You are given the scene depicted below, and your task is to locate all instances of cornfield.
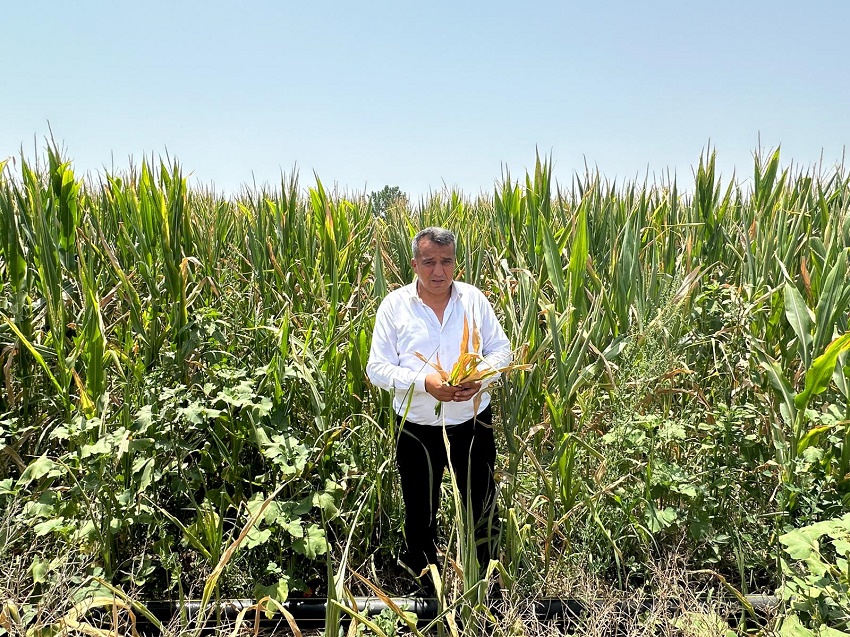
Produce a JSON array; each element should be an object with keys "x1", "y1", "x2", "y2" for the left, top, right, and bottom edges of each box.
[{"x1": 1, "y1": 145, "x2": 849, "y2": 636}]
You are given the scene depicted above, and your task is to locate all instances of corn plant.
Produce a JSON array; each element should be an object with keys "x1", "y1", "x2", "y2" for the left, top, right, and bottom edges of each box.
[{"x1": 3, "y1": 142, "x2": 850, "y2": 637}]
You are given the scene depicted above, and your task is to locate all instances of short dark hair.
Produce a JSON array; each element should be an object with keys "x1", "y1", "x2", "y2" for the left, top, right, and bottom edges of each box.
[{"x1": 412, "y1": 227, "x2": 456, "y2": 259}]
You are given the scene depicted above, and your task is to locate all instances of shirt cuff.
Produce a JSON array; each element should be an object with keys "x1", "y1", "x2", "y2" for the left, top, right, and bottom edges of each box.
[{"x1": 414, "y1": 372, "x2": 428, "y2": 394}]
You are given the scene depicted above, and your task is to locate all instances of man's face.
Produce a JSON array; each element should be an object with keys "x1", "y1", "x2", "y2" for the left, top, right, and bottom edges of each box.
[{"x1": 412, "y1": 238, "x2": 456, "y2": 299}]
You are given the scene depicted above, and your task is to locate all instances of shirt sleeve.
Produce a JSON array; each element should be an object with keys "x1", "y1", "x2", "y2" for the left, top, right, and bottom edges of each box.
[
  {"x1": 366, "y1": 297, "x2": 428, "y2": 395},
  {"x1": 476, "y1": 290, "x2": 512, "y2": 388}
]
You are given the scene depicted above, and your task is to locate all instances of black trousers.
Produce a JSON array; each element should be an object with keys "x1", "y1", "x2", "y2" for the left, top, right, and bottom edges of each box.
[{"x1": 395, "y1": 406, "x2": 499, "y2": 575}]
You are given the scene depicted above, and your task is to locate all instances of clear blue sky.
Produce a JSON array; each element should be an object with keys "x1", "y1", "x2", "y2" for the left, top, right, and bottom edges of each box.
[{"x1": 2, "y1": 1, "x2": 848, "y2": 198}]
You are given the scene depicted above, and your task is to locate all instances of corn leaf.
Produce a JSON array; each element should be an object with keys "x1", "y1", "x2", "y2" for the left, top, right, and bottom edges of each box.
[{"x1": 795, "y1": 333, "x2": 850, "y2": 410}]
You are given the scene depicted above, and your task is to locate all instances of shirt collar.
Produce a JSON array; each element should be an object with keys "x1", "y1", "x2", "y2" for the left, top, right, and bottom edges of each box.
[{"x1": 407, "y1": 278, "x2": 463, "y2": 304}]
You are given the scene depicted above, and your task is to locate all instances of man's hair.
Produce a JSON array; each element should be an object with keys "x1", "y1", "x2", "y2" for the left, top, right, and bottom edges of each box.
[{"x1": 412, "y1": 227, "x2": 456, "y2": 259}]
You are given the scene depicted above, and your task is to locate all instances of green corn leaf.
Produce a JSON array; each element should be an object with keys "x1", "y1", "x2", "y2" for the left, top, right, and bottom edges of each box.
[
  {"x1": 373, "y1": 229, "x2": 387, "y2": 299},
  {"x1": 152, "y1": 503, "x2": 213, "y2": 563},
  {"x1": 567, "y1": 200, "x2": 589, "y2": 331},
  {"x1": 797, "y1": 424, "x2": 835, "y2": 455},
  {"x1": 541, "y1": 220, "x2": 566, "y2": 306},
  {"x1": 0, "y1": 168, "x2": 29, "y2": 294},
  {"x1": 795, "y1": 333, "x2": 850, "y2": 410},
  {"x1": 615, "y1": 214, "x2": 640, "y2": 333},
  {"x1": 757, "y1": 350, "x2": 797, "y2": 425},
  {"x1": 813, "y1": 252, "x2": 850, "y2": 357},
  {"x1": 833, "y1": 351, "x2": 849, "y2": 400},
  {"x1": 52, "y1": 154, "x2": 80, "y2": 252},
  {"x1": 4, "y1": 318, "x2": 64, "y2": 397},
  {"x1": 784, "y1": 283, "x2": 813, "y2": 370}
]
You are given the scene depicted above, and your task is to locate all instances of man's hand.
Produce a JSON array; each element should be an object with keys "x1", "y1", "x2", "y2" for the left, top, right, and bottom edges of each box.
[
  {"x1": 425, "y1": 372, "x2": 459, "y2": 402},
  {"x1": 452, "y1": 380, "x2": 481, "y2": 402}
]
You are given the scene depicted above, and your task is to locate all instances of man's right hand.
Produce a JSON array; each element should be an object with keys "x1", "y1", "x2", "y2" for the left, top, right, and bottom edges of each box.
[{"x1": 425, "y1": 372, "x2": 458, "y2": 402}]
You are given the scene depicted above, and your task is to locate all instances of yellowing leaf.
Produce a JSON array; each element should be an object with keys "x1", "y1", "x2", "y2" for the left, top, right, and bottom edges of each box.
[
  {"x1": 460, "y1": 315, "x2": 470, "y2": 353},
  {"x1": 416, "y1": 316, "x2": 532, "y2": 415},
  {"x1": 414, "y1": 351, "x2": 449, "y2": 381}
]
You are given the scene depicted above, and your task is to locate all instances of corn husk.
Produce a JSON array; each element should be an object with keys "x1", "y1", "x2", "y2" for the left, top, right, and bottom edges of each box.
[{"x1": 414, "y1": 316, "x2": 531, "y2": 414}]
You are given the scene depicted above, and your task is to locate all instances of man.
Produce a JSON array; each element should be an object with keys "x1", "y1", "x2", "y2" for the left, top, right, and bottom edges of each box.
[{"x1": 366, "y1": 227, "x2": 512, "y2": 589}]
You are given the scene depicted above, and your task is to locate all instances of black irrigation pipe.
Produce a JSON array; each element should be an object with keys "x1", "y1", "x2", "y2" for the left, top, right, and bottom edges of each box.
[{"x1": 131, "y1": 594, "x2": 779, "y2": 630}]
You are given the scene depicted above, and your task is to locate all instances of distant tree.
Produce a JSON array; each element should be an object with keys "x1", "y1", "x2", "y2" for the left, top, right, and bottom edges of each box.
[{"x1": 369, "y1": 185, "x2": 408, "y2": 216}]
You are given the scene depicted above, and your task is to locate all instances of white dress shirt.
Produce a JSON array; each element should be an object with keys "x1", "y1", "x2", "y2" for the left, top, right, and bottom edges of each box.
[{"x1": 367, "y1": 279, "x2": 512, "y2": 426}]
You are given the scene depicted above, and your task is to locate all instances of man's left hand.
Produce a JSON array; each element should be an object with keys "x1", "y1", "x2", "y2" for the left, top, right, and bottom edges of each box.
[{"x1": 452, "y1": 380, "x2": 481, "y2": 402}]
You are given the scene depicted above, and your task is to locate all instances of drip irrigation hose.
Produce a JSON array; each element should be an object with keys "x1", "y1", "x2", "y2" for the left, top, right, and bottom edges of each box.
[{"x1": 129, "y1": 594, "x2": 778, "y2": 629}]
